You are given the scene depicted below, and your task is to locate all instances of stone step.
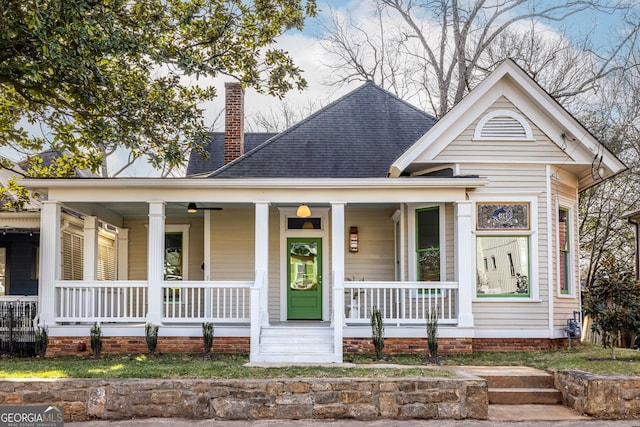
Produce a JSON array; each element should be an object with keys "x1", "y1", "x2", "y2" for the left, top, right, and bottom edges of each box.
[
  {"x1": 260, "y1": 326, "x2": 334, "y2": 337},
  {"x1": 250, "y1": 352, "x2": 339, "y2": 364},
  {"x1": 482, "y1": 373, "x2": 556, "y2": 389},
  {"x1": 259, "y1": 342, "x2": 334, "y2": 354},
  {"x1": 489, "y1": 387, "x2": 562, "y2": 405}
]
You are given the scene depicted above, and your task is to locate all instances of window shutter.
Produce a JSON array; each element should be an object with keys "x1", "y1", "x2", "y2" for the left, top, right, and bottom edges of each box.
[
  {"x1": 62, "y1": 231, "x2": 83, "y2": 280},
  {"x1": 98, "y1": 237, "x2": 116, "y2": 281}
]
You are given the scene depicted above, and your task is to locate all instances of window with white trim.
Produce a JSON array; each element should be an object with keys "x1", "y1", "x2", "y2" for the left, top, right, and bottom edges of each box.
[
  {"x1": 475, "y1": 202, "x2": 532, "y2": 297},
  {"x1": 416, "y1": 206, "x2": 440, "y2": 281},
  {"x1": 558, "y1": 207, "x2": 571, "y2": 294},
  {"x1": 164, "y1": 225, "x2": 190, "y2": 281}
]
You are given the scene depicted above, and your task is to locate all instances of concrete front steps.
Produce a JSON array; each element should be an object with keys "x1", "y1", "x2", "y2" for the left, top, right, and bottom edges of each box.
[
  {"x1": 456, "y1": 366, "x2": 562, "y2": 404},
  {"x1": 253, "y1": 323, "x2": 339, "y2": 363}
]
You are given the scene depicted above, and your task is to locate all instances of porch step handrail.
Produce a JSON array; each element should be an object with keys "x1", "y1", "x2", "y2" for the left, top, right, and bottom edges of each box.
[{"x1": 343, "y1": 280, "x2": 459, "y2": 326}]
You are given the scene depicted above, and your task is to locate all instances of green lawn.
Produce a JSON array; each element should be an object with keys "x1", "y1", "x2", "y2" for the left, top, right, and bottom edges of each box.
[{"x1": 0, "y1": 343, "x2": 638, "y2": 379}]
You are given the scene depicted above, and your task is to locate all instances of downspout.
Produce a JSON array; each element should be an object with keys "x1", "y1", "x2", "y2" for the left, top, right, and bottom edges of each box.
[{"x1": 546, "y1": 166, "x2": 555, "y2": 339}]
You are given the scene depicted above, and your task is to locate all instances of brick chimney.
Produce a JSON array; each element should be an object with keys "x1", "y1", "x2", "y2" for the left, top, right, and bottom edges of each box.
[{"x1": 224, "y1": 82, "x2": 245, "y2": 164}]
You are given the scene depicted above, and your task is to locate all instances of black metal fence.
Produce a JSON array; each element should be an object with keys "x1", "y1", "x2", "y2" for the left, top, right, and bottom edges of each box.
[{"x1": 0, "y1": 300, "x2": 38, "y2": 356}]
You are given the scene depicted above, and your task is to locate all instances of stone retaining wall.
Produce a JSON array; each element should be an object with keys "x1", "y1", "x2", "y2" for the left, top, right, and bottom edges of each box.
[
  {"x1": 555, "y1": 370, "x2": 640, "y2": 418},
  {"x1": 0, "y1": 377, "x2": 488, "y2": 422}
]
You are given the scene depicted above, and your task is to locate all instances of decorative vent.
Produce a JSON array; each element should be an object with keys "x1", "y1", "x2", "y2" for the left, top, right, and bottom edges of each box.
[{"x1": 474, "y1": 110, "x2": 533, "y2": 140}]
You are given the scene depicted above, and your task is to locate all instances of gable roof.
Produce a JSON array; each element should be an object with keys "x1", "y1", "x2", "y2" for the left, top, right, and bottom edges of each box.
[
  {"x1": 208, "y1": 82, "x2": 437, "y2": 178},
  {"x1": 186, "y1": 132, "x2": 277, "y2": 176},
  {"x1": 389, "y1": 59, "x2": 627, "y2": 190}
]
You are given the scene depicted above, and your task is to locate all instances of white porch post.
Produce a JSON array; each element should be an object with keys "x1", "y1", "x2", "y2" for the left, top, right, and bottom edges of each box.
[
  {"x1": 455, "y1": 201, "x2": 475, "y2": 328},
  {"x1": 83, "y1": 216, "x2": 98, "y2": 281},
  {"x1": 254, "y1": 202, "x2": 270, "y2": 326},
  {"x1": 39, "y1": 201, "x2": 60, "y2": 326},
  {"x1": 331, "y1": 202, "x2": 345, "y2": 363},
  {"x1": 117, "y1": 228, "x2": 129, "y2": 280},
  {"x1": 147, "y1": 202, "x2": 165, "y2": 325},
  {"x1": 250, "y1": 202, "x2": 269, "y2": 362},
  {"x1": 203, "y1": 210, "x2": 212, "y2": 318}
]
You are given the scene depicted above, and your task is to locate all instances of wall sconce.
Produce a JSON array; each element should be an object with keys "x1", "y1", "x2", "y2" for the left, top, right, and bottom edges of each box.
[
  {"x1": 186, "y1": 203, "x2": 222, "y2": 213},
  {"x1": 349, "y1": 226, "x2": 359, "y2": 252},
  {"x1": 296, "y1": 204, "x2": 311, "y2": 218}
]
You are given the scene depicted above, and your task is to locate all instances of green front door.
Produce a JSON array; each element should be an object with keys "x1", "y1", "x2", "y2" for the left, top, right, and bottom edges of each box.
[{"x1": 287, "y1": 238, "x2": 322, "y2": 319}]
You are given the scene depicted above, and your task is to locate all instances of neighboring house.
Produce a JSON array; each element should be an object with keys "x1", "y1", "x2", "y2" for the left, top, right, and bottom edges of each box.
[
  {"x1": 0, "y1": 153, "x2": 117, "y2": 353},
  {"x1": 24, "y1": 60, "x2": 626, "y2": 362}
]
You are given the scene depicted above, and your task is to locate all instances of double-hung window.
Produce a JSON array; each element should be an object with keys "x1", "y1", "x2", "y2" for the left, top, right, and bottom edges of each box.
[
  {"x1": 415, "y1": 206, "x2": 441, "y2": 281},
  {"x1": 558, "y1": 207, "x2": 571, "y2": 294}
]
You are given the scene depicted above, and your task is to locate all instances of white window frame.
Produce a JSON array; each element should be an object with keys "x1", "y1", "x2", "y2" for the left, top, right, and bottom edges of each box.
[
  {"x1": 470, "y1": 195, "x2": 539, "y2": 302},
  {"x1": 165, "y1": 224, "x2": 191, "y2": 281},
  {"x1": 407, "y1": 203, "x2": 446, "y2": 282},
  {"x1": 557, "y1": 197, "x2": 576, "y2": 298}
]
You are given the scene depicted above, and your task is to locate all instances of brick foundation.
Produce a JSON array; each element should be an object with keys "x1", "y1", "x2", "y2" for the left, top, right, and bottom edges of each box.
[
  {"x1": 343, "y1": 338, "x2": 474, "y2": 355},
  {"x1": 472, "y1": 338, "x2": 572, "y2": 352},
  {"x1": 46, "y1": 336, "x2": 570, "y2": 357},
  {"x1": 46, "y1": 337, "x2": 250, "y2": 357}
]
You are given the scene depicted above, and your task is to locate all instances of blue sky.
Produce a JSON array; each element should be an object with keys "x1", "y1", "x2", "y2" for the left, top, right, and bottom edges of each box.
[{"x1": 7, "y1": 0, "x2": 636, "y2": 177}]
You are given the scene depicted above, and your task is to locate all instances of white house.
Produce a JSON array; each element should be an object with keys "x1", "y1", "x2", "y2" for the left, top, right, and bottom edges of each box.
[{"x1": 23, "y1": 60, "x2": 626, "y2": 362}]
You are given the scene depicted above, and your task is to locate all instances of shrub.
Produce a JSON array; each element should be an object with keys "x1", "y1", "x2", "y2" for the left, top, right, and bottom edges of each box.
[
  {"x1": 583, "y1": 255, "x2": 640, "y2": 359},
  {"x1": 35, "y1": 326, "x2": 48, "y2": 358},
  {"x1": 202, "y1": 322, "x2": 214, "y2": 354},
  {"x1": 427, "y1": 308, "x2": 438, "y2": 360},
  {"x1": 90, "y1": 323, "x2": 103, "y2": 357},
  {"x1": 370, "y1": 307, "x2": 385, "y2": 360},
  {"x1": 145, "y1": 324, "x2": 159, "y2": 354}
]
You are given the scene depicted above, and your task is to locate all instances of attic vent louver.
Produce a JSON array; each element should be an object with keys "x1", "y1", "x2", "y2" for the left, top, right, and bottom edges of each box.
[{"x1": 474, "y1": 109, "x2": 533, "y2": 141}]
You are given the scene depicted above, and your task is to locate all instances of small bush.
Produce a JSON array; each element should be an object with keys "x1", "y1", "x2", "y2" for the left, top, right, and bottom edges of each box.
[
  {"x1": 427, "y1": 308, "x2": 438, "y2": 361},
  {"x1": 145, "y1": 324, "x2": 159, "y2": 354},
  {"x1": 35, "y1": 326, "x2": 48, "y2": 358},
  {"x1": 202, "y1": 322, "x2": 214, "y2": 354},
  {"x1": 90, "y1": 323, "x2": 103, "y2": 357},
  {"x1": 370, "y1": 307, "x2": 385, "y2": 360}
]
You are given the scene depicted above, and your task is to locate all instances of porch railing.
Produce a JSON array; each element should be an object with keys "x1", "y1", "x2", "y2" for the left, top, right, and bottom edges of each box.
[
  {"x1": 55, "y1": 281, "x2": 148, "y2": 323},
  {"x1": 55, "y1": 280, "x2": 253, "y2": 324},
  {"x1": 343, "y1": 281, "x2": 459, "y2": 326},
  {"x1": 162, "y1": 281, "x2": 252, "y2": 323}
]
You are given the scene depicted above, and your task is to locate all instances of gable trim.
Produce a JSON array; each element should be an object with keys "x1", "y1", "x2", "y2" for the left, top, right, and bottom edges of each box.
[{"x1": 389, "y1": 59, "x2": 627, "y2": 190}]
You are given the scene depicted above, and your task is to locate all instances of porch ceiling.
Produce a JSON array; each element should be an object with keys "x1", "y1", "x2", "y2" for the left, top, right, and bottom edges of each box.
[{"x1": 64, "y1": 201, "x2": 401, "y2": 220}]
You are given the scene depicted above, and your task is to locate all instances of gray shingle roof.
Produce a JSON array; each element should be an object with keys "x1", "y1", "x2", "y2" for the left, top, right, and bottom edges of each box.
[
  {"x1": 186, "y1": 132, "x2": 277, "y2": 176},
  {"x1": 208, "y1": 82, "x2": 437, "y2": 178}
]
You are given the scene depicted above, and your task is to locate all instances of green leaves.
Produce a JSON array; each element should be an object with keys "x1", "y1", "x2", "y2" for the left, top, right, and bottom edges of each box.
[
  {"x1": 0, "y1": 0, "x2": 317, "y2": 186},
  {"x1": 582, "y1": 255, "x2": 640, "y2": 359}
]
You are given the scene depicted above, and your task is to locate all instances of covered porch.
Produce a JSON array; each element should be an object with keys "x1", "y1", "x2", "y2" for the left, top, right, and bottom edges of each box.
[{"x1": 26, "y1": 177, "x2": 486, "y2": 362}]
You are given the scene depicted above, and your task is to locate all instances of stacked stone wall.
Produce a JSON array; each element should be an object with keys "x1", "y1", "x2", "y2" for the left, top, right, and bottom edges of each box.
[
  {"x1": 555, "y1": 370, "x2": 640, "y2": 418},
  {"x1": 0, "y1": 378, "x2": 488, "y2": 422}
]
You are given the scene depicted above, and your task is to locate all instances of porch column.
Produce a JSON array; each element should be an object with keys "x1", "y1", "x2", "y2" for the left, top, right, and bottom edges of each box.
[
  {"x1": 117, "y1": 229, "x2": 129, "y2": 280},
  {"x1": 39, "y1": 201, "x2": 61, "y2": 326},
  {"x1": 203, "y1": 210, "x2": 212, "y2": 318},
  {"x1": 254, "y1": 202, "x2": 270, "y2": 326},
  {"x1": 147, "y1": 202, "x2": 165, "y2": 325},
  {"x1": 455, "y1": 201, "x2": 475, "y2": 328},
  {"x1": 331, "y1": 202, "x2": 345, "y2": 363},
  {"x1": 83, "y1": 216, "x2": 98, "y2": 281}
]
